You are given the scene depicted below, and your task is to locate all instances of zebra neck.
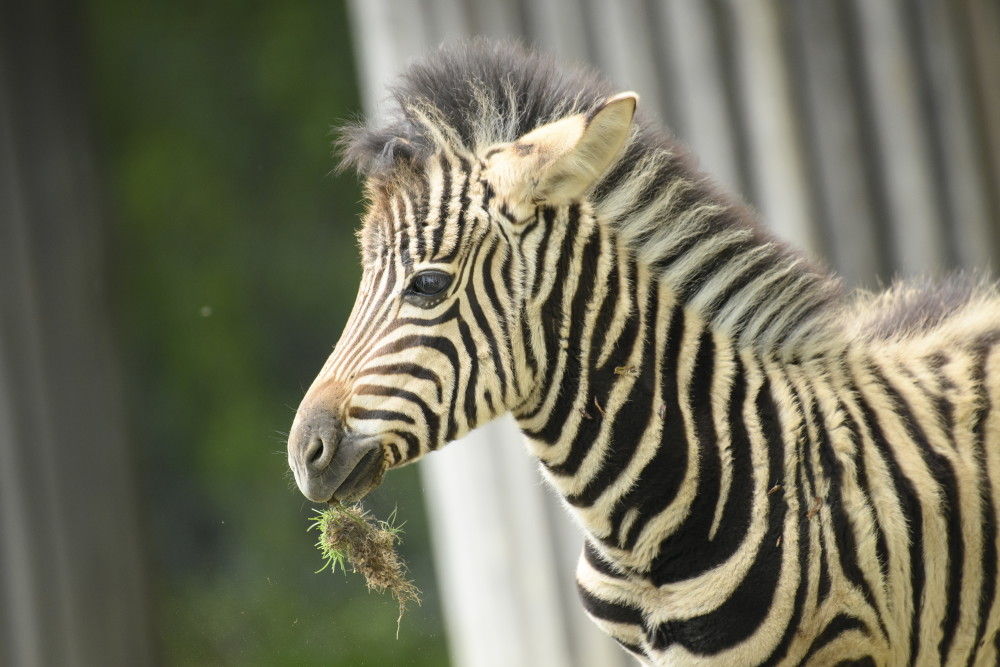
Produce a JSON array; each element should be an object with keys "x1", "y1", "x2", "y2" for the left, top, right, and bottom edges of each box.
[
  {"x1": 512, "y1": 195, "x2": 840, "y2": 573},
  {"x1": 593, "y1": 148, "x2": 842, "y2": 357},
  {"x1": 512, "y1": 189, "x2": 841, "y2": 423}
]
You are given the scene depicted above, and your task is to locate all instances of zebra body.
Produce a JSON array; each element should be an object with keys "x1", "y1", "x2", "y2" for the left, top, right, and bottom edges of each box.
[{"x1": 287, "y1": 41, "x2": 1000, "y2": 665}]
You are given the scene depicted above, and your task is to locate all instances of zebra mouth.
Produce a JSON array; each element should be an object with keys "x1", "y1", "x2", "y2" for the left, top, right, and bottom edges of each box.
[
  {"x1": 329, "y1": 439, "x2": 386, "y2": 502},
  {"x1": 289, "y1": 425, "x2": 386, "y2": 503}
]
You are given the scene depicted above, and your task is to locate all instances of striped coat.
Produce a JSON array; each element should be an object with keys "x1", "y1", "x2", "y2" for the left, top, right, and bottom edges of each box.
[{"x1": 287, "y1": 40, "x2": 1000, "y2": 665}]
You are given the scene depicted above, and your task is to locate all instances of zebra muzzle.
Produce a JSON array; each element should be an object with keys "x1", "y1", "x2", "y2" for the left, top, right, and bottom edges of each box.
[{"x1": 287, "y1": 409, "x2": 385, "y2": 503}]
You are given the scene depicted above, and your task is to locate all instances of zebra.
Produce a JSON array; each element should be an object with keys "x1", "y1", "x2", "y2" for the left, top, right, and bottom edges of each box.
[{"x1": 286, "y1": 39, "x2": 1000, "y2": 666}]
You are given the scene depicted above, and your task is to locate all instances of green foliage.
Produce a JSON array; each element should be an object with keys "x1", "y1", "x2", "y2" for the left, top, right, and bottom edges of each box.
[{"x1": 83, "y1": 1, "x2": 449, "y2": 664}]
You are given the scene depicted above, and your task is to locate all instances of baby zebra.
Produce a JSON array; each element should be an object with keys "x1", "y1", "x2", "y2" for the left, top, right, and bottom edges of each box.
[{"x1": 287, "y1": 40, "x2": 1000, "y2": 666}]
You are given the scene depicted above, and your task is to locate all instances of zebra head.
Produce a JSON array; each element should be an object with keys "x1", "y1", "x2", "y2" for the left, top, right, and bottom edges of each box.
[{"x1": 287, "y1": 80, "x2": 637, "y2": 504}]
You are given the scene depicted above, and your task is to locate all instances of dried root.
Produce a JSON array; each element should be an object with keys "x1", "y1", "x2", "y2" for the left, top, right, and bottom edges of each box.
[{"x1": 310, "y1": 503, "x2": 421, "y2": 636}]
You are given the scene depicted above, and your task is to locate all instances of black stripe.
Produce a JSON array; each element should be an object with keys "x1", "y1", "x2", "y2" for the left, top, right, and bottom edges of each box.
[
  {"x1": 583, "y1": 540, "x2": 625, "y2": 579},
  {"x1": 394, "y1": 196, "x2": 412, "y2": 268},
  {"x1": 642, "y1": 366, "x2": 788, "y2": 656},
  {"x1": 853, "y1": 364, "x2": 924, "y2": 665},
  {"x1": 648, "y1": 331, "x2": 729, "y2": 584},
  {"x1": 770, "y1": 288, "x2": 830, "y2": 348},
  {"x1": 375, "y1": 303, "x2": 461, "y2": 334},
  {"x1": 812, "y1": 394, "x2": 886, "y2": 638},
  {"x1": 457, "y1": 317, "x2": 482, "y2": 429},
  {"x1": 604, "y1": 305, "x2": 686, "y2": 548},
  {"x1": 506, "y1": 215, "x2": 546, "y2": 403},
  {"x1": 700, "y1": 249, "x2": 774, "y2": 323},
  {"x1": 564, "y1": 276, "x2": 657, "y2": 503},
  {"x1": 799, "y1": 614, "x2": 870, "y2": 665},
  {"x1": 871, "y1": 363, "x2": 964, "y2": 663},
  {"x1": 493, "y1": 226, "x2": 523, "y2": 400},
  {"x1": 521, "y1": 207, "x2": 586, "y2": 440},
  {"x1": 446, "y1": 210, "x2": 487, "y2": 280},
  {"x1": 463, "y1": 234, "x2": 507, "y2": 403},
  {"x1": 817, "y1": 524, "x2": 832, "y2": 604},
  {"x1": 517, "y1": 316, "x2": 538, "y2": 396},
  {"x1": 708, "y1": 355, "x2": 756, "y2": 553},
  {"x1": 730, "y1": 269, "x2": 801, "y2": 341},
  {"x1": 390, "y1": 303, "x2": 461, "y2": 327},
  {"x1": 748, "y1": 274, "x2": 815, "y2": 342},
  {"x1": 590, "y1": 140, "x2": 646, "y2": 203},
  {"x1": 647, "y1": 230, "x2": 709, "y2": 275},
  {"x1": 576, "y1": 582, "x2": 644, "y2": 627},
  {"x1": 437, "y1": 159, "x2": 471, "y2": 264},
  {"x1": 675, "y1": 238, "x2": 756, "y2": 305},
  {"x1": 967, "y1": 332, "x2": 1000, "y2": 666},
  {"x1": 414, "y1": 182, "x2": 429, "y2": 260},
  {"x1": 367, "y1": 332, "x2": 460, "y2": 444},
  {"x1": 590, "y1": 250, "x2": 631, "y2": 376},
  {"x1": 612, "y1": 160, "x2": 687, "y2": 227},
  {"x1": 428, "y1": 152, "x2": 452, "y2": 258},
  {"x1": 352, "y1": 384, "x2": 439, "y2": 449},
  {"x1": 480, "y1": 243, "x2": 511, "y2": 396},
  {"x1": 784, "y1": 377, "x2": 817, "y2": 500},
  {"x1": 390, "y1": 431, "x2": 421, "y2": 460},
  {"x1": 836, "y1": 375, "x2": 891, "y2": 598},
  {"x1": 898, "y1": 364, "x2": 956, "y2": 447},
  {"x1": 530, "y1": 207, "x2": 558, "y2": 302},
  {"x1": 764, "y1": 415, "x2": 812, "y2": 666},
  {"x1": 355, "y1": 362, "x2": 444, "y2": 404},
  {"x1": 347, "y1": 407, "x2": 414, "y2": 424}
]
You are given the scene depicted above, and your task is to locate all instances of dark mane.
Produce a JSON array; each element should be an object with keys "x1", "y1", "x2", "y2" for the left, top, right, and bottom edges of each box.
[
  {"x1": 337, "y1": 39, "x2": 629, "y2": 176},
  {"x1": 853, "y1": 274, "x2": 993, "y2": 342}
]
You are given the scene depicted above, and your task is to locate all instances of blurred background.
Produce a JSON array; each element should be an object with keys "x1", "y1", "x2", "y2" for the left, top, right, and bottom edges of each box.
[{"x1": 1, "y1": 1, "x2": 998, "y2": 666}]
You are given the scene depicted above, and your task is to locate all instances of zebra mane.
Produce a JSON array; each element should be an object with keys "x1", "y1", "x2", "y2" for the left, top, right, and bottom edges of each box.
[
  {"x1": 846, "y1": 274, "x2": 1000, "y2": 343},
  {"x1": 338, "y1": 39, "x2": 617, "y2": 176},
  {"x1": 339, "y1": 39, "x2": 788, "y2": 251}
]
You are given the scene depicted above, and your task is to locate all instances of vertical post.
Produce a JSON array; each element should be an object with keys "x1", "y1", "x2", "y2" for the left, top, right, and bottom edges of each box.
[{"x1": 0, "y1": 1, "x2": 155, "y2": 665}]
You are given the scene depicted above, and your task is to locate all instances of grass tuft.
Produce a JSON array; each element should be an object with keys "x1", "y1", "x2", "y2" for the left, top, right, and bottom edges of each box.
[{"x1": 309, "y1": 502, "x2": 421, "y2": 636}]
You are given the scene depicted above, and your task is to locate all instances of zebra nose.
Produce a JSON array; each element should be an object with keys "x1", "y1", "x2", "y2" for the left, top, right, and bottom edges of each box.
[{"x1": 287, "y1": 408, "x2": 342, "y2": 498}]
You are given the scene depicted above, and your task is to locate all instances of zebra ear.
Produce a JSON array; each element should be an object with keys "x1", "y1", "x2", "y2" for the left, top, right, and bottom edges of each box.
[{"x1": 486, "y1": 92, "x2": 637, "y2": 213}]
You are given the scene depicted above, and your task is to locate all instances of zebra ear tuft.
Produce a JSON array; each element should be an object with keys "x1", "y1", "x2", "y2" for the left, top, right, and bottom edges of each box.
[{"x1": 484, "y1": 92, "x2": 637, "y2": 214}]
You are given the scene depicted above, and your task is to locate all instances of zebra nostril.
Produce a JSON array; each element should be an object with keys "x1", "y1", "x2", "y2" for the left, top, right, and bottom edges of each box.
[
  {"x1": 305, "y1": 437, "x2": 325, "y2": 466},
  {"x1": 303, "y1": 434, "x2": 336, "y2": 472}
]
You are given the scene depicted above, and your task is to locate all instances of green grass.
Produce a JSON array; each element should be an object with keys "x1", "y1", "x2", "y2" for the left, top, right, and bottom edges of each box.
[{"x1": 310, "y1": 503, "x2": 421, "y2": 636}]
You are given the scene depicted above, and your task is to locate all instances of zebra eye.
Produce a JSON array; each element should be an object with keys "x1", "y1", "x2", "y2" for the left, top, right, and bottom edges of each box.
[{"x1": 407, "y1": 270, "x2": 453, "y2": 298}]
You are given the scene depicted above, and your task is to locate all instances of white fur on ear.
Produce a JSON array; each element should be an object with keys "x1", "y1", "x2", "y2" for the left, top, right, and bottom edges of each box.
[
  {"x1": 484, "y1": 92, "x2": 638, "y2": 218},
  {"x1": 555, "y1": 92, "x2": 638, "y2": 198}
]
